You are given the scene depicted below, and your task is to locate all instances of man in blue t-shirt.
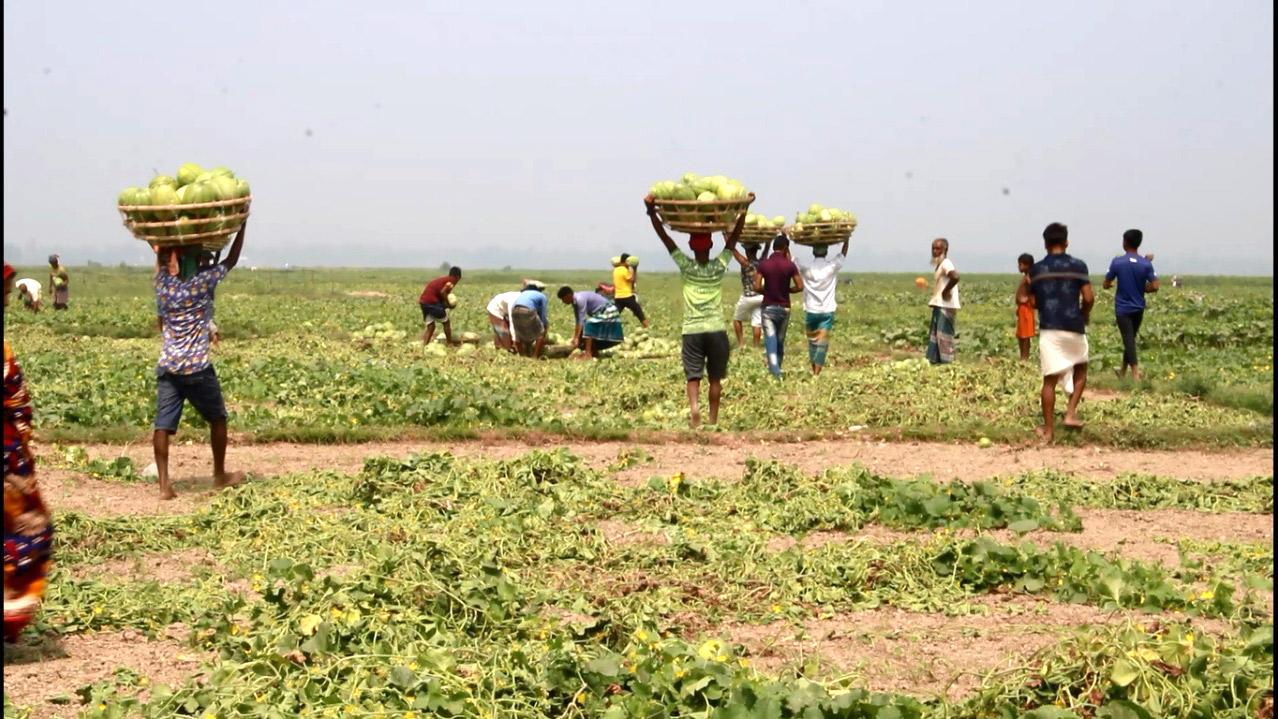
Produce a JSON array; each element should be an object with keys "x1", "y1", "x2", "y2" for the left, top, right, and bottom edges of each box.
[
  {"x1": 1028, "y1": 222, "x2": 1094, "y2": 443},
  {"x1": 1103, "y1": 229, "x2": 1160, "y2": 381},
  {"x1": 511, "y1": 283, "x2": 550, "y2": 358}
]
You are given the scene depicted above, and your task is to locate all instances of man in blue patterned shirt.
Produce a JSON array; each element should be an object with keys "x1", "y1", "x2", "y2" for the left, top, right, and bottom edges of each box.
[
  {"x1": 151, "y1": 222, "x2": 247, "y2": 499},
  {"x1": 1028, "y1": 222, "x2": 1094, "y2": 443}
]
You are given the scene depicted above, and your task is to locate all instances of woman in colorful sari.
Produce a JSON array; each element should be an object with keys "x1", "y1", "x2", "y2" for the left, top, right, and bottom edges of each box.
[
  {"x1": 557, "y1": 286, "x2": 624, "y2": 359},
  {"x1": 4, "y1": 264, "x2": 53, "y2": 642}
]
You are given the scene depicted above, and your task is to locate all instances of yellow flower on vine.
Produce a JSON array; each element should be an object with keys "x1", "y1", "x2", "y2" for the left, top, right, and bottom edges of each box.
[{"x1": 697, "y1": 639, "x2": 725, "y2": 660}]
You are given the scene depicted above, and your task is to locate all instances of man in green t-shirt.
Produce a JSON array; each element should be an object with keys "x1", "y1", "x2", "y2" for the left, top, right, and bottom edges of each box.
[{"x1": 644, "y1": 192, "x2": 752, "y2": 428}]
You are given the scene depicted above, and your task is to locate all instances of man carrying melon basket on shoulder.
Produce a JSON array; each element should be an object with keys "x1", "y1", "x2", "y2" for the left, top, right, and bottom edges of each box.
[{"x1": 149, "y1": 221, "x2": 248, "y2": 500}]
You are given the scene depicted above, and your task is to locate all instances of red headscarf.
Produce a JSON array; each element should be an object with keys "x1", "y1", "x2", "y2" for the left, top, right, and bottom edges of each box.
[
  {"x1": 3, "y1": 263, "x2": 14, "y2": 281},
  {"x1": 688, "y1": 233, "x2": 713, "y2": 253}
]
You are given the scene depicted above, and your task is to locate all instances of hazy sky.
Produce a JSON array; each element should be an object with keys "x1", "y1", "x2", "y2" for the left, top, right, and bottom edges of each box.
[{"x1": 3, "y1": 1, "x2": 1273, "y2": 274}]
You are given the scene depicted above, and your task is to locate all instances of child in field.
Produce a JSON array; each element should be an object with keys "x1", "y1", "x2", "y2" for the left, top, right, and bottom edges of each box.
[{"x1": 1015, "y1": 253, "x2": 1035, "y2": 360}]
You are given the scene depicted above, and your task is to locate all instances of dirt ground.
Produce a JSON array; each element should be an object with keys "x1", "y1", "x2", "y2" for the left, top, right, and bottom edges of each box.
[
  {"x1": 68, "y1": 548, "x2": 217, "y2": 584},
  {"x1": 45, "y1": 436, "x2": 1275, "y2": 483},
  {"x1": 765, "y1": 509, "x2": 1274, "y2": 568},
  {"x1": 12, "y1": 437, "x2": 1273, "y2": 711},
  {"x1": 719, "y1": 594, "x2": 1233, "y2": 701},
  {"x1": 32, "y1": 438, "x2": 1273, "y2": 518},
  {"x1": 2, "y1": 627, "x2": 206, "y2": 719}
]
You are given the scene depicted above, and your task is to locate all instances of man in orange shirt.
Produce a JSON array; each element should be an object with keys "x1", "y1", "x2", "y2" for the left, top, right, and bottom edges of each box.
[{"x1": 1015, "y1": 253, "x2": 1035, "y2": 360}]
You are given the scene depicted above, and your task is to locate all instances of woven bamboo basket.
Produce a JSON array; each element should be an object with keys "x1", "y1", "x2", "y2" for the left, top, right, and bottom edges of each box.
[
  {"x1": 117, "y1": 196, "x2": 252, "y2": 252},
  {"x1": 653, "y1": 197, "x2": 753, "y2": 233},
  {"x1": 788, "y1": 221, "x2": 856, "y2": 246},
  {"x1": 738, "y1": 225, "x2": 783, "y2": 245}
]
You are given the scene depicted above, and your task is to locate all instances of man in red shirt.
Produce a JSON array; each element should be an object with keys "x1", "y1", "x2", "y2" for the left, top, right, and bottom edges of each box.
[
  {"x1": 752, "y1": 236, "x2": 804, "y2": 379},
  {"x1": 420, "y1": 267, "x2": 462, "y2": 346}
]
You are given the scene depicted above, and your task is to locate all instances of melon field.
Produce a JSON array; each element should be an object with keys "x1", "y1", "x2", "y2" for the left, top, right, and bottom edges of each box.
[{"x1": 2, "y1": 266, "x2": 1273, "y2": 718}]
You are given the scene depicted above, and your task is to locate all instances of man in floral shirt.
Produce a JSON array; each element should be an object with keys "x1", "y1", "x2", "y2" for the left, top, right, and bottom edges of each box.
[{"x1": 151, "y1": 222, "x2": 247, "y2": 499}]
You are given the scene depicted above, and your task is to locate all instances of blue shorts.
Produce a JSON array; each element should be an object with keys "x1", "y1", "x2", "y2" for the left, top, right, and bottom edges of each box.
[
  {"x1": 154, "y1": 367, "x2": 228, "y2": 433},
  {"x1": 419, "y1": 302, "x2": 448, "y2": 325}
]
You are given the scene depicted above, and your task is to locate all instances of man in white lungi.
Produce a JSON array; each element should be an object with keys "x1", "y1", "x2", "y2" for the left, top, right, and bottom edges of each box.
[{"x1": 1028, "y1": 222, "x2": 1094, "y2": 442}]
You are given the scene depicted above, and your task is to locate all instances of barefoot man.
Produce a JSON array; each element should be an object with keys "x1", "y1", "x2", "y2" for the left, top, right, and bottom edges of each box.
[
  {"x1": 1029, "y1": 222, "x2": 1094, "y2": 442},
  {"x1": 644, "y1": 192, "x2": 751, "y2": 428},
  {"x1": 151, "y1": 222, "x2": 248, "y2": 499}
]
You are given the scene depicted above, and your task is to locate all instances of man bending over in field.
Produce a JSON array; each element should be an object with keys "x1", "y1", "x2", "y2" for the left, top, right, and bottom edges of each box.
[
  {"x1": 486, "y1": 288, "x2": 522, "y2": 352},
  {"x1": 558, "y1": 286, "x2": 624, "y2": 359},
  {"x1": 644, "y1": 192, "x2": 752, "y2": 428},
  {"x1": 419, "y1": 267, "x2": 461, "y2": 346},
  {"x1": 1029, "y1": 222, "x2": 1093, "y2": 443},
  {"x1": 151, "y1": 221, "x2": 248, "y2": 499},
  {"x1": 511, "y1": 282, "x2": 550, "y2": 359},
  {"x1": 14, "y1": 278, "x2": 41, "y2": 313}
]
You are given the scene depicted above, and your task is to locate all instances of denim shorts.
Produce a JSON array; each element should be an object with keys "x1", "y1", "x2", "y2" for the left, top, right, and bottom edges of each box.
[
  {"x1": 154, "y1": 366, "x2": 228, "y2": 432},
  {"x1": 419, "y1": 302, "x2": 448, "y2": 325}
]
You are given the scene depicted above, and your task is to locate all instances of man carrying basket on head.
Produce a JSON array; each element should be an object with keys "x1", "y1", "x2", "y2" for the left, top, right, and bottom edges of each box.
[
  {"x1": 729, "y1": 239, "x2": 769, "y2": 349},
  {"x1": 644, "y1": 192, "x2": 752, "y2": 428},
  {"x1": 150, "y1": 222, "x2": 248, "y2": 500},
  {"x1": 797, "y1": 236, "x2": 850, "y2": 375}
]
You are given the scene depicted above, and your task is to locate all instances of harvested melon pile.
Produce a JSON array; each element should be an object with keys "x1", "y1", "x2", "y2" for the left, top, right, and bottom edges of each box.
[
  {"x1": 605, "y1": 328, "x2": 679, "y2": 359},
  {"x1": 353, "y1": 322, "x2": 407, "y2": 344}
]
